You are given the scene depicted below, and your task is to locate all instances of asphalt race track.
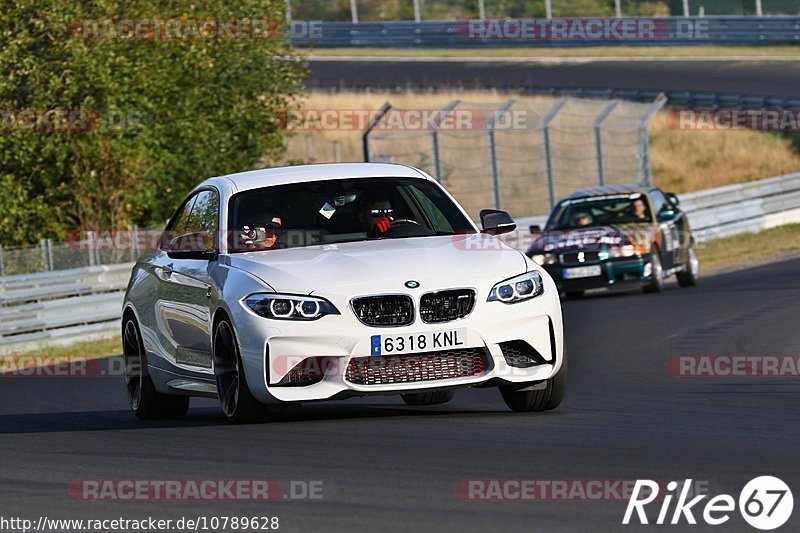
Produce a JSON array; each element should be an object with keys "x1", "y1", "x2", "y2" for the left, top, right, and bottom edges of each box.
[
  {"x1": 307, "y1": 58, "x2": 800, "y2": 99},
  {"x1": 1, "y1": 258, "x2": 799, "y2": 532}
]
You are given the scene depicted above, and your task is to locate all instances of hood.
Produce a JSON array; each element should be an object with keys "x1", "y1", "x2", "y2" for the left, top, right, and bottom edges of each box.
[
  {"x1": 527, "y1": 224, "x2": 657, "y2": 254},
  {"x1": 227, "y1": 234, "x2": 529, "y2": 295}
]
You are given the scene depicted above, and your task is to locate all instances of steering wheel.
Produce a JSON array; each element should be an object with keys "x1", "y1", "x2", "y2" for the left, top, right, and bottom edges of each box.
[{"x1": 390, "y1": 219, "x2": 421, "y2": 227}]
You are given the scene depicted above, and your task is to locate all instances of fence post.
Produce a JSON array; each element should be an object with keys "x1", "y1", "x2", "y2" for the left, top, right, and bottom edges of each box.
[
  {"x1": 0, "y1": 244, "x2": 4, "y2": 277},
  {"x1": 635, "y1": 93, "x2": 667, "y2": 185},
  {"x1": 46, "y1": 238, "x2": 54, "y2": 271},
  {"x1": 87, "y1": 231, "x2": 97, "y2": 267},
  {"x1": 305, "y1": 134, "x2": 314, "y2": 161},
  {"x1": 593, "y1": 100, "x2": 620, "y2": 187},
  {"x1": 487, "y1": 99, "x2": 516, "y2": 210},
  {"x1": 362, "y1": 102, "x2": 392, "y2": 162},
  {"x1": 39, "y1": 239, "x2": 49, "y2": 272},
  {"x1": 430, "y1": 100, "x2": 461, "y2": 183},
  {"x1": 128, "y1": 225, "x2": 137, "y2": 262},
  {"x1": 541, "y1": 98, "x2": 568, "y2": 211}
]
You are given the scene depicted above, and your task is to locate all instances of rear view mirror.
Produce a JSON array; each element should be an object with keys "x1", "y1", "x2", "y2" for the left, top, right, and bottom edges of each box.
[{"x1": 480, "y1": 209, "x2": 516, "y2": 235}]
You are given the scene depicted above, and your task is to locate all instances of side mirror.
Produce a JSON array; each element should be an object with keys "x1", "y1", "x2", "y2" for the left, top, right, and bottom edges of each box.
[
  {"x1": 666, "y1": 192, "x2": 680, "y2": 208},
  {"x1": 167, "y1": 232, "x2": 217, "y2": 260},
  {"x1": 657, "y1": 208, "x2": 676, "y2": 222},
  {"x1": 480, "y1": 209, "x2": 516, "y2": 235},
  {"x1": 529, "y1": 224, "x2": 542, "y2": 233}
]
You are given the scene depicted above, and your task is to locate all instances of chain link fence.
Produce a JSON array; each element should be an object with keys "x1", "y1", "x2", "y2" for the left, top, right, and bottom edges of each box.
[
  {"x1": 363, "y1": 95, "x2": 666, "y2": 221},
  {"x1": 0, "y1": 229, "x2": 150, "y2": 277}
]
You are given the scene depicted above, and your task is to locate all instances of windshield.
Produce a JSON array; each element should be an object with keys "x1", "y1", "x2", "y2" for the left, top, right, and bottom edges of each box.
[
  {"x1": 228, "y1": 176, "x2": 475, "y2": 252},
  {"x1": 547, "y1": 194, "x2": 652, "y2": 230}
]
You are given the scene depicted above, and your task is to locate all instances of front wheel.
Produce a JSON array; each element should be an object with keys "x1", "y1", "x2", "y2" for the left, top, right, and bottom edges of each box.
[
  {"x1": 677, "y1": 245, "x2": 699, "y2": 287},
  {"x1": 401, "y1": 390, "x2": 455, "y2": 406},
  {"x1": 213, "y1": 319, "x2": 266, "y2": 424},
  {"x1": 122, "y1": 317, "x2": 189, "y2": 420},
  {"x1": 499, "y1": 349, "x2": 568, "y2": 412},
  {"x1": 643, "y1": 252, "x2": 664, "y2": 293}
]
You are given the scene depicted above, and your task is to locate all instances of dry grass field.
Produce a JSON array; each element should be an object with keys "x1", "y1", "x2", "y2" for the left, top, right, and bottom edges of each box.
[{"x1": 283, "y1": 90, "x2": 800, "y2": 217}]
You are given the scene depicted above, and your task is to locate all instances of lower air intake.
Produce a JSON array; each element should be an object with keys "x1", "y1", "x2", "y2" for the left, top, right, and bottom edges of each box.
[
  {"x1": 499, "y1": 340, "x2": 548, "y2": 368},
  {"x1": 345, "y1": 348, "x2": 489, "y2": 386}
]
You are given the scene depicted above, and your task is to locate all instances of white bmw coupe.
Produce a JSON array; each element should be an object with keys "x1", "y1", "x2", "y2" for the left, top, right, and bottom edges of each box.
[{"x1": 122, "y1": 163, "x2": 566, "y2": 422}]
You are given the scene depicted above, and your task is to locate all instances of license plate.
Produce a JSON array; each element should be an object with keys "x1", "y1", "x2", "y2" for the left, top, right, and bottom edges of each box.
[
  {"x1": 563, "y1": 265, "x2": 602, "y2": 279},
  {"x1": 371, "y1": 328, "x2": 467, "y2": 356}
]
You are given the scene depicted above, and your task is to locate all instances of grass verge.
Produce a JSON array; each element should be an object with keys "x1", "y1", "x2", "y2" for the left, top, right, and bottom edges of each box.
[
  {"x1": 699, "y1": 223, "x2": 800, "y2": 270},
  {"x1": 13, "y1": 335, "x2": 121, "y2": 359},
  {"x1": 306, "y1": 45, "x2": 800, "y2": 58}
]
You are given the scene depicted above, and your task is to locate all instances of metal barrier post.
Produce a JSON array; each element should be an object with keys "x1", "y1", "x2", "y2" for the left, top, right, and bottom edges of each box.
[
  {"x1": 487, "y1": 100, "x2": 516, "y2": 210},
  {"x1": 46, "y1": 238, "x2": 54, "y2": 271},
  {"x1": 541, "y1": 98, "x2": 568, "y2": 210},
  {"x1": 87, "y1": 231, "x2": 97, "y2": 267},
  {"x1": 430, "y1": 100, "x2": 461, "y2": 183},
  {"x1": 362, "y1": 102, "x2": 392, "y2": 162},
  {"x1": 39, "y1": 239, "x2": 48, "y2": 272},
  {"x1": 635, "y1": 93, "x2": 667, "y2": 185},
  {"x1": 593, "y1": 101, "x2": 620, "y2": 187}
]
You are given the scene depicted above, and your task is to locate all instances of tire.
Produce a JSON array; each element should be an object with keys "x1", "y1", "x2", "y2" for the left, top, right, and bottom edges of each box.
[
  {"x1": 677, "y1": 245, "x2": 699, "y2": 287},
  {"x1": 401, "y1": 390, "x2": 456, "y2": 406},
  {"x1": 213, "y1": 319, "x2": 266, "y2": 424},
  {"x1": 643, "y1": 252, "x2": 664, "y2": 293},
  {"x1": 565, "y1": 291, "x2": 585, "y2": 300},
  {"x1": 499, "y1": 348, "x2": 568, "y2": 413},
  {"x1": 122, "y1": 317, "x2": 190, "y2": 420}
]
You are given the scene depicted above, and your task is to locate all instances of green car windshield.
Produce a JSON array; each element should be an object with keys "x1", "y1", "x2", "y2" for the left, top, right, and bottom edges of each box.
[{"x1": 548, "y1": 194, "x2": 653, "y2": 230}]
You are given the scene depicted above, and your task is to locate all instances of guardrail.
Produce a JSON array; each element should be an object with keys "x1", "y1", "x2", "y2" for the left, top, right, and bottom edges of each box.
[
  {"x1": 520, "y1": 87, "x2": 800, "y2": 111},
  {"x1": 680, "y1": 172, "x2": 800, "y2": 241},
  {"x1": 0, "y1": 263, "x2": 132, "y2": 355},
  {"x1": 293, "y1": 17, "x2": 800, "y2": 47},
  {"x1": 1, "y1": 172, "x2": 799, "y2": 355}
]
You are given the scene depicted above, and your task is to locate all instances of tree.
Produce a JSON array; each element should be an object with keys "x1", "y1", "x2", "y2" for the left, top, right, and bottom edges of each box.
[{"x1": 0, "y1": 0, "x2": 306, "y2": 245}]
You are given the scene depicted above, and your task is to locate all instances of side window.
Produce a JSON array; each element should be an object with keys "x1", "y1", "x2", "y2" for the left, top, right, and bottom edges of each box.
[
  {"x1": 185, "y1": 190, "x2": 220, "y2": 252},
  {"x1": 162, "y1": 195, "x2": 197, "y2": 249},
  {"x1": 649, "y1": 191, "x2": 668, "y2": 217}
]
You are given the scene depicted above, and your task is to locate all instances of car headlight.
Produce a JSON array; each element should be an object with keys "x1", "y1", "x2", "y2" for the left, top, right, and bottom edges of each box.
[
  {"x1": 606, "y1": 244, "x2": 644, "y2": 258},
  {"x1": 487, "y1": 271, "x2": 544, "y2": 303},
  {"x1": 243, "y1": 294, "x2": 340, "y2": 321},
  {"x1": 530, "y1": 253, "x2": 557, "y2": 266}
]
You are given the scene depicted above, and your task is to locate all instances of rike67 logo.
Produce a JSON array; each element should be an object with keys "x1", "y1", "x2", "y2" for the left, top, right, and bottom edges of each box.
[{"x1": 623, "y1": 477, "x2": 793, "y2": 530}]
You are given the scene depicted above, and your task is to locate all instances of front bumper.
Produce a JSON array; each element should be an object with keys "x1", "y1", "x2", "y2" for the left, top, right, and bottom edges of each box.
[
  {"x1": 231, "y1": 276, "x2": 564, "y2": 404},
  {"x1": 543, "y1": 254, "x2": 653, "y2": 293}
]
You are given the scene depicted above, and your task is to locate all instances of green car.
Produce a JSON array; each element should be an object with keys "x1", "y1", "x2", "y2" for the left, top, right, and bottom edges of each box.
[{"x1": 525, "y1": 185, "x2": 699, "y2": 298}]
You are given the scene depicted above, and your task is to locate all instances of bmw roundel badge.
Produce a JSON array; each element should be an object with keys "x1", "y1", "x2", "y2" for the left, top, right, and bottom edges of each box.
[{"x1": 405, "y1": 280, "x2": 420, "y2": 289}]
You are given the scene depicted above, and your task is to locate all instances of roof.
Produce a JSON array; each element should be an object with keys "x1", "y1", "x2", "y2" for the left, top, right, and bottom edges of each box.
[
  {"x1": 565, "y1": 184, "x2": 657, "y2": 201},
  {"x1": 201, "y1": 162, "x2": 431, "y2": 193}
]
